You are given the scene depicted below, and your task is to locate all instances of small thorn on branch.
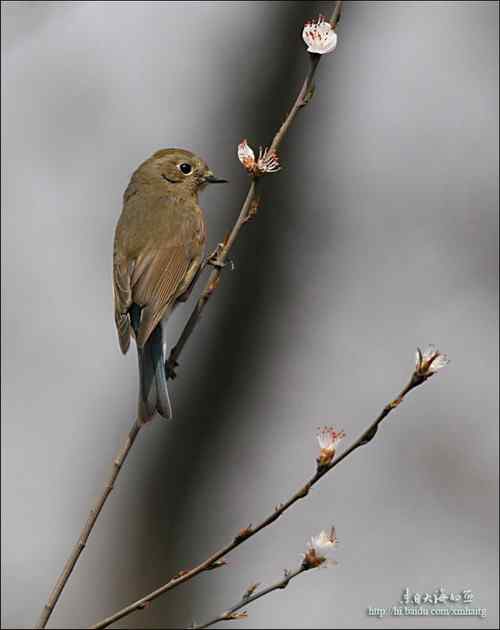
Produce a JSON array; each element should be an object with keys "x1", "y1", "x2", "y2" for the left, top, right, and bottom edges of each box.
[
  {"x1": 280, "y1": 569, "x2": 292, "y2": 588},
  {"x1": 243, "y1": 582, "x2": 260, "y2": 600},
  {"x1": 360, "y1": 425, "x2": 378, "y2": 445},
  {"x1": 300, "y1": 84, "x2": 316, "y2": 107},
  {"x1": 296, "y1": 483, "x2": 311, "y2": 499},
  {"x1": 233, "y1": 525, "x2": 253, "y2": 544},
  {"x1": 388, "y1": 397, "x2": 403, "y2": 409},
  {"x1": 206, "y1": 274, "x2": 221, "y2": 297},
  {"x1": 243, "y1": 195, "x2": 261, "y2": 224},
  {"x1": 226, "y1": 611, "x2": 248, "y2": 621},
  {"x1": 206, "y1": 558, "x2": 227, "y2": 571}
]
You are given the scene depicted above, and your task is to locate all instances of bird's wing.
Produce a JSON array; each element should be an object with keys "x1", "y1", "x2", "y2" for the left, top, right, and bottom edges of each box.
[
  {"x1": 113, "y1": 242, "x2": 133, "y2": 354},
  {"x1": 130, "y1": 245, "x2": 191, "y2": 347},
  {"x1": 113, "y1": 189, "x2": 204, "y2": 352}
]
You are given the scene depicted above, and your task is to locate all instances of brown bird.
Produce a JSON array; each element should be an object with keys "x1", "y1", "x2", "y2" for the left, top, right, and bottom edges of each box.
[{"x1": 113, "y1": 148, "x2": 226, "y2": 422}]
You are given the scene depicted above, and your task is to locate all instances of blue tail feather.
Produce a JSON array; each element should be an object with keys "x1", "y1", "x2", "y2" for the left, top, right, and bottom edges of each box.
[{"x1": 130, "y1": 304, "x2": 172, "y2": 422}]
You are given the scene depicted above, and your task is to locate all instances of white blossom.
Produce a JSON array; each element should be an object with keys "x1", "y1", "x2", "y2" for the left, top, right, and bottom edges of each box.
[
  {"x1": 237, "y1": 139, "x2": 255, "y2": 172},
  {"x1": 238, "y1": 139, "x2": 280, "y2": 175},
  {"x1": 415, "y1": 345, "x2": 450, "y2": 377},
  {"x1": 303, "y1": 527, "x2": 338, "y2": 568},
  {"x1": 302, "y1": 15, "x2": 338, "y2": 55}
]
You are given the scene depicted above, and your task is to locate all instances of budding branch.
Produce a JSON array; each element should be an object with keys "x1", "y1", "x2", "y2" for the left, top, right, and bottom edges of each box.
[
  {"x1": 37, "y1": 3, "x2": 344, "y2": 628},
  {"x1": 191, "y1": 566, "x2": 307, "y2": 630},
  {"x1": 90, "y1": 367, "x2": 435, "y2": 629}
]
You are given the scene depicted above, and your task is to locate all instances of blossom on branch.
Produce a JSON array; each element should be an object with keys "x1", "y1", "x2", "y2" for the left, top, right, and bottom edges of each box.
[
  {"x1": 238, "y1": 139, "x2": 256, "y2": 172},
  {"x1": 256, "y1": 146, "x2": 281, "y2": 173},
  {"x1": 302, "y1": 15, "x2": 338, "y2": 55},
  {"x1": 238, "y1": 139, "x2": 281, "y2": 176},
  {"x1": 302, "y1": 527, "x2": 338, "y2": 569},
  {"x1": 415, "y1": 345, "x2": 449, "y2": 378},
  {"x1": 316, "y1": 426, "x2": 346, "y2": 468}
]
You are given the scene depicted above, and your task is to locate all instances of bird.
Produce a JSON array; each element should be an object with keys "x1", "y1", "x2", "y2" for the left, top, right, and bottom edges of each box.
[{"x1": 113, "y1": 148, "x2": 226, "y2": 423}]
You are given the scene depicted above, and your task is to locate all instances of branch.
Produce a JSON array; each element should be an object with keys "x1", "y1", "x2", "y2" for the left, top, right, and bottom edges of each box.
[
  {"x1": 37, "y1": 4, "x2": 344, "y2": 627},
  {"x1": 35, "y1": 420, "x2": 141, "y2": 629},
  {"x1": 164, "y1": 1, "x2": 343, "y2": 379},
  {"x1": 90, "y1": 362, "x2": 441, "y2": 629},
  {"x1": 191, "y1": 567, "x2": 307, "y2": 630}
]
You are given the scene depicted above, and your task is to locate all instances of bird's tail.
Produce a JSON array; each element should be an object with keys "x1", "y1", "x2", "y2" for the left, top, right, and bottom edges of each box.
[{"x1": 130, "y1": 305, "x2": 172, "y2": 423}]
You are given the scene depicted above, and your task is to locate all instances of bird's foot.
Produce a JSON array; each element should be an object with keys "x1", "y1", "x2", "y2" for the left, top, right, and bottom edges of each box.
[
  {"x1": 206, "y1": 243, "x2": 235, "y2": 271},
  {"x1": 165, "y1": 357, "x2": 179, "y2": 380}
]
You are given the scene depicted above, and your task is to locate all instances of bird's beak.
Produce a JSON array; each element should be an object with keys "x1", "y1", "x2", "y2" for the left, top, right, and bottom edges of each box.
[{"x1": 204, "y1": 171, "x2": 228, "y2": 184}]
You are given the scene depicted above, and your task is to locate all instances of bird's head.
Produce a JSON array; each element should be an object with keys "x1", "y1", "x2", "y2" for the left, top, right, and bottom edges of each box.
[{"x1": 138, "y1": 148, "x2": 227, "y2": 195}]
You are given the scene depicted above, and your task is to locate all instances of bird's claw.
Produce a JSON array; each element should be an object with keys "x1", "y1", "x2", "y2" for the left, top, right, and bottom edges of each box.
[
  {"x1": 165, "y1": 358, "x2": 179, "y2": 380},
  {"x1": 208, "y1": 257, "x2": 225, "y2": 269},
  {"x1": 206, "y1": 243, "x2": 235, "y2": 271}
]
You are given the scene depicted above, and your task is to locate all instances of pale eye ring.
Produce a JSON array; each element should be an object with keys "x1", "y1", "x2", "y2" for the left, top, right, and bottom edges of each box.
[{"x1": 178, "y1": 162, "x2": 193, "y2": 175}]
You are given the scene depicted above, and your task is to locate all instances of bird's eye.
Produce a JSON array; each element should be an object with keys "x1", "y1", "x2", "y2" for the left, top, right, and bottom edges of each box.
[{"x1": 179, "y1": 163, "x2": 192, "y2": 175}]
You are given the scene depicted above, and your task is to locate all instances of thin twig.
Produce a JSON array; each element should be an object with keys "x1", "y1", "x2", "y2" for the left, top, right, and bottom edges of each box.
[
  {"x1": 90, "y1": 367, "x2": 430, "y2": 629},
  {"x1": 37, "y1": 3, "x2": 343, "y2": 628},
  {"x1": 191, "y1": 567, "x2": 307, "y2": 630},
  {"x1": 35, "y1": 421, "x2": 141, "y2": 629},
  {"x1": 165, "y1": 1, "x2": 343, "y2": 379}
]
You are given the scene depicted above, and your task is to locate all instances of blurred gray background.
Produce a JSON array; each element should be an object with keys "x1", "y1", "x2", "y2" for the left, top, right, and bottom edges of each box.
[{"x1": 1, "y1": 1, "x2": 498, "y2": 629}]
